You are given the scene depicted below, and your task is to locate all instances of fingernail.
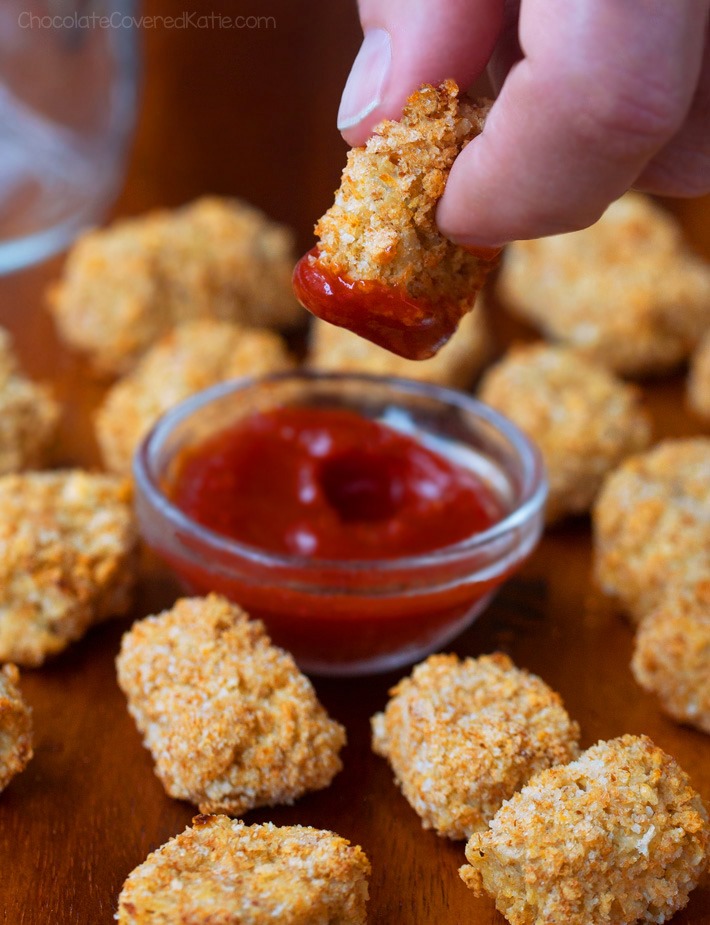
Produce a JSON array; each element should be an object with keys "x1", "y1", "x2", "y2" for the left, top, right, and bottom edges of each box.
[{"x1": 337, "y1": 28, "x2": 392, "y2": 132}]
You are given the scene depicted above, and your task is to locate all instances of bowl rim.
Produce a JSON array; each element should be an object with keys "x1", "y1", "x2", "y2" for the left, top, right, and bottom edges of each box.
[{"x1": 133, "y1": 370, "x2": 547, "y2": 573}]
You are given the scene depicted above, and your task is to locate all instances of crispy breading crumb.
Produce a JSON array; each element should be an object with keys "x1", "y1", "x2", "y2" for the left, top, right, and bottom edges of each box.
[
  {"x1": 116, "y1": 814, "x2": 370, "y2": 924},
  {"x1": 95, "y1": 319, "x2": 293, "y2": 474},
  {"x1": 371, "y1": 653, "x2": 580, "y2": 839},
  {"x1": 0, "y1": 664, "x2": 33, "y2": 793},
  {"x1": 116, "y1": 595, "x2": 346, "y2": 815},
  {"x1": 688, "y1": 330, "x2": 710, "y2": 420},
  {"x1": 632, "y1": 582, "x2": 710, "y2": 734},
  {"x1": 50, "y1": 196, "x2": 303, "y2": 377},
  {"x1": 498, "y1": 193, "x2": 710, "y2": 377},
  {"x1": 593, "y1": 438, "x2": 710, "y2": 623},
  {"x1": 0, "y1": 471, "x2": 138, "y2": 666},
  {"x1": 479, "y1": 343, "x2": 651, "y2": 522},
  {"x1": 0, "y1": 327, "x2": 59, "y2": 474},
  {"x1": 308, "y1": 299, "x2": 491, "y2": 388},
  {"x1": 460, "y1": 735, "x2": 709, "y2": 925}
]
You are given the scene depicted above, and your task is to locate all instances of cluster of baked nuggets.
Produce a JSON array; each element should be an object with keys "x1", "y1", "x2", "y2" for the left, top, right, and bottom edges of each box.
[
  {"x1": 106, "y1": 592, "x2": 709, "y2": 924},
  {"x1": 1, "y1": 75, "x2": 708, "y2": 923}
]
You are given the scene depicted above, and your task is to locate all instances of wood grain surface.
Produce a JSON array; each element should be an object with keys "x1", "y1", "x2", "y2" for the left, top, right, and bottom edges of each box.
[{"x1": 1, "y1": 2, "x2": 709, "y2": 922}]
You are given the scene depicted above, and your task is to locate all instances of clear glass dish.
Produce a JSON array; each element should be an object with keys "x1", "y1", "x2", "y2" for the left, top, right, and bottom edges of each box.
[
  {"x1": 0, "y1": 0, "x2": 138, "y2": 273},
  {"x1": 134, "y1": 372, "x2": 547, "y2": 676}
]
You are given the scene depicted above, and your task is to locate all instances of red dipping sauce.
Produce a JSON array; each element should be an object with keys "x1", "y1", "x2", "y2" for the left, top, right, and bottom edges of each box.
[
  {"x1": 136, "y1": 376, "x2": 546, "y2": 675},
  {"x1": 170, "y1": 407, "x2": 501, "y2": 561}
]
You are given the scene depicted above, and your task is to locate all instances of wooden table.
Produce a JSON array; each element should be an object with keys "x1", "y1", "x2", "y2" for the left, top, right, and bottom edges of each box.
[{"x1": 1, "y1": 2, "x2": 709, "y2": 922}]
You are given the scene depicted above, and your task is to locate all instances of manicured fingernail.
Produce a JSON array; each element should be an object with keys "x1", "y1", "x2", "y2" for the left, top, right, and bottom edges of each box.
[
  {"x1": 458, "y1": 244, "x2": 503, "y2": 261},
  {"x1": 337, "y1": 28, "x2": 392, "y2": 132}
]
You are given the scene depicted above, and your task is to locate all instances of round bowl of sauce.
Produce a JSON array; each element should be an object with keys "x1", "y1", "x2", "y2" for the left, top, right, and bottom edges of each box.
[{"x1": 134, "y1": 372, "x2": 547, "y2": 676}]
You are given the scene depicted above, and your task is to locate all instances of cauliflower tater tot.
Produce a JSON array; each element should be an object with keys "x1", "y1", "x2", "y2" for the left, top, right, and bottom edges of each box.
[
  {"x1": 295, "y1": 80, "x2": 495, "y2": 360},
  {"x1": 498, "y1": 193, "x2": 710, "y2": 377},
  {"x1": 95, "y1": 320, "x2": 292, "y2": 475},
  {"x1": 479, "y1": 343, "x2": 651, "y2": 522},
  {"x1": 688, "y1": 330, "x2": 710, "y2": 420},
  {"x1": 308, "y1": 299, "x2": 491, "y2": 389},
  {"x1": 371, "y1": 653, "x2": 580, "y2": 839},
  {"x1": 632, "y1": 582, "x2": 710, "y2": 734},
  {"x1": 0, "y1": 327, "x2": 59, "y2": 474},
  {"x1": 116, "y1": 595, "x2": 345, "y2": 815},
  {"x1": 0, "y1": 471, "x2": 137, "y2": 666},
  {"x1": 116, "y1": 814, "x2": 370, "y2": 925},
  {"x1": 0, "y1": 665, "x2": 33, "y2": 793},
  {"x1": 593, "y1": 438, "x2": 710, "y2": 623},
  {"x1": 50, "y1": 197, "x2": 303, "y2": 377},
  {"x1": 460, "y1": 735, "x2": 709, "y2": 925}
]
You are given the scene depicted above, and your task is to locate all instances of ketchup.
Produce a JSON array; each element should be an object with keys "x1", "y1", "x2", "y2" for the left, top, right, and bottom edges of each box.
[
  {"x1": 293, "y1": 248, "x2": 463, "y2": 360},
  {"x1": 293, "y1": 247, "x2": 500, "y2": 361},
  {"x1": 169, "y1": 406, "x2": 501, "y2": 560},
  {"x1": 157, "y1": 405, "x2": 518, "y2": 672}
]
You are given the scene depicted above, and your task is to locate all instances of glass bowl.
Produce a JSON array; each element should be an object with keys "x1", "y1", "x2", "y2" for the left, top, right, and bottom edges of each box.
[{"x1": 134, "y1": 372, "x2": 547, "y2": 676}]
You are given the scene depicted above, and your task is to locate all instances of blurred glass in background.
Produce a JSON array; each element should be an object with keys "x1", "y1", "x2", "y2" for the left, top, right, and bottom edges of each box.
[{"x1": 0, "y1": 0, "x2": 138, "y2": 273}]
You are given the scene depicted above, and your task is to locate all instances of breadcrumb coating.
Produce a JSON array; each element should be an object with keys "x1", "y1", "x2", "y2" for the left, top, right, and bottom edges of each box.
[
  {"x1": 96, "y1": 319, "x2": 293, "y2": 474},
  {"x1": 0, "y1": 664, "x2": 33, "y2": 793},
  {"x1": 0, "y1": 471, "x2": 138, "y2": 666},
  {"x1": 116, "y1": 814, "x2": 370, "y2": 925},
  {"x1": 371, "y1": 653, "x2": 580, "y2": 840},
  {"x1": 50, "y1": 197, "x2": 303, "y2": 377},
  {"x1": 308, "y1": 299, "x2": 491, "y2": 388},
  {"x1": 460, "y1": 735, "x2": 709, "y2": 925},
  {"x1": 688, "y1": 330, "x2": 710, "y2": 420},
  {"x1": 632, "y1": 582, "x2": 710, "y2": 735},
  {"x1": 498, "y1": 193, "x2": 710, "y2": 377},
  {"x1": 0, "y1": 327, "x2": 59, "y2": 474},
  {"x1": 593, "y1": 439, "x2": 710, "y2": 623},
  {"x1": 479, "y1": 343, "x2": 651, "y2": 522},
  {"x1": 116, "y1": 595, "x2": 345, "y2": 815}
]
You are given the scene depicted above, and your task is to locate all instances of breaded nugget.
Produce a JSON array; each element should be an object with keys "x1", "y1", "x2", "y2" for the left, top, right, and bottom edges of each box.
[
  {"x1": 593, "y1": 438, "x2": 710, "y2": 623},
  {"x1": 371, "y1": 653, "x2": 580, "y2": 839},
  {"x1": 498, "y1": 193, "x2": 710, "y2": 377},
  {"x1": 479, "y1": 343, "x2": 651, "y2": 522},
  {"x1": 297, "y1": 81, "x2": 494, "y2": 359},
  {"x1": 688, "y1": 330, "x2": 710, "y2": 420},
  {"x1": 50, "y1": 196, "x2": 302, "y2": 377},
  {"x1": 95, "y1": 319, "x2": 292, "y2": 474},
  {"x1": 0, "y1": 471, "x2": 137, "y2": 666},
  {"x1": 460, "y1": 735, "x2": 709, "y2": 925},
  {"x1": 116, "y1": 814, "x2": 370, "y2": 924},
  {"x1": 632, "y1": 582, "x2": 710, "y2": 734},
  {"x1": 0, "y1": 328, "x2": 59, "y2": 474},
  {"x1": 0, "y1": 664, "x2": 33, "y2": 793},
  {"x1": 116, "y1": 595, "x2": 345, "y2": 815},
  {"x1": 308, "y1": 299, "x2": 491, "y2": 388}
]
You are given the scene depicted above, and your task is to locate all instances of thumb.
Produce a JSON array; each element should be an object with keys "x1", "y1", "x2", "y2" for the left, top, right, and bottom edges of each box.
[{"x1": 338, "y1": 0, "x2": 503, "y2": 145}]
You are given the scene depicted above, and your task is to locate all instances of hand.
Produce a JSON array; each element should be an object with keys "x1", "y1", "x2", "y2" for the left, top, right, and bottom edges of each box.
[{"x1": 337, "y1": 0, "x2": 710, "y2": 246}]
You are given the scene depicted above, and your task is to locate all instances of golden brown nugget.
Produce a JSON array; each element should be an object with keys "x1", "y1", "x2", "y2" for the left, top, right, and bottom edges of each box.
[
  {"x1": 479, "y1": 344, "x2": 651, "y2": 522},
  {"x1": 0, "y1": 471, "x2": 137, "y2": 666},
  {"x1": 460, "y1": 735, "x2": 709, "y2": 925},
  {"x1": 50, "y1": 196, "x2": 303, "y2": 377},
  {"x1": 116, "y1": 595, "x2": 345, "y2": 815},
  {"x1": 632, "y1": 582, "x2": 710, "y2": 735},
  {"x1": 0, "y1": 665, "x2": 33, "y2": 793},
  {"x1": 116, "y1": 814, "x2": 370, "y2": 925},
  {"x1": 498, "y1": 193, "x2": 710, "y2": 377},
  {"x1": 308, "y1": 299, "x2": 492, "y2": 389},
  {"x1": 96, "y1": 319, "x2": 293, "y2": 474},
  {"x1": 0, "y1": 327, "x2": 59, "y2": 474},
  {"x1": 295, "y1": 80, "x2": 495, "y2": 360},
  {"x1": 593, "y1": 438, "x2": 710, "y2": 623},
  {"x1": 371, "y1": 653, "x2": 580, "y2": 840},
  {"x1": 688, "y1": 330, "x2": 710, "y2": 420}
]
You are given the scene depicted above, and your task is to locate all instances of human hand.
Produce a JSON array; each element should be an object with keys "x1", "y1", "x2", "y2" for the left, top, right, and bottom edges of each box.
[{"x1": 337, "y1": 0, "x2": 710, "y2": 246}]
